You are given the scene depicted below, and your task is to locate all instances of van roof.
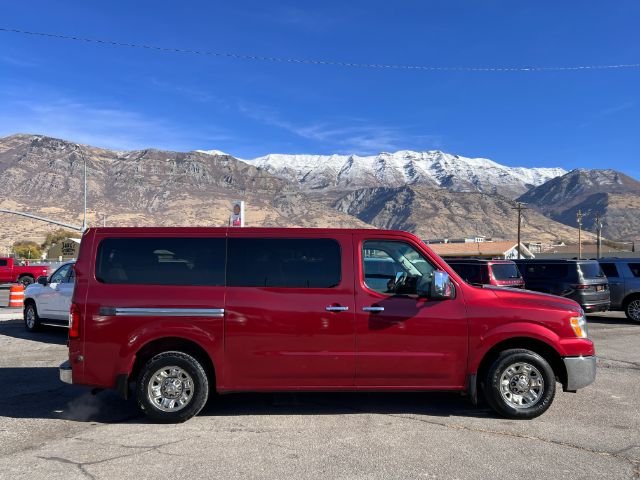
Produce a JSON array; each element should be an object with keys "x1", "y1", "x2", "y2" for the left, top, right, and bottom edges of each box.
[{"x1": 85, "y1": 226, "x2": 418, "y2": 237}]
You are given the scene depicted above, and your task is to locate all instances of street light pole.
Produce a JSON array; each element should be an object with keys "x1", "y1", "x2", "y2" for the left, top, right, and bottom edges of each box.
[
  {"x1": 512, "y1": 202, "x2": 527, "y2": 259},
  {"x1": 83, "y1": 149, "x2": 87, "y2": 231},
  {"x1": 576, "y1": 209, "x2": 585, "y2": 259},
  {"x1": 76, "y1": 143, "x2": 88, "y2": 231}
]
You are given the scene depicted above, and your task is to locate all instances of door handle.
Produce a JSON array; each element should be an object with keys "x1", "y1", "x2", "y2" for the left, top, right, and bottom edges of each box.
[
  {"x1": 362, "y1": 306, "x2": 385, "y2": 312},
  {"x1": 325, "y1": 305, "x2": 349, "y2": 312}
]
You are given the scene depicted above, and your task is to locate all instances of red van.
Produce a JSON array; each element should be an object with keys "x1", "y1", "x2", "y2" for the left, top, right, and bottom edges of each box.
[{"x1": 60, "y1": 227, "x2": 595, "y2": 423}]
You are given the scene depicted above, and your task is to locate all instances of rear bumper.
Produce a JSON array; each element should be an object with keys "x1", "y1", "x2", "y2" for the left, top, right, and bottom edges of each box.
[
  {"x1": 59, "y1": 360, "x2": 72, "y2": 384},
  {"x1": 581, "y1": 301, "x2": 610, "y2": 313},
  {"x1": 563, "y1": 355, "x2": 596, "y2": 391}
]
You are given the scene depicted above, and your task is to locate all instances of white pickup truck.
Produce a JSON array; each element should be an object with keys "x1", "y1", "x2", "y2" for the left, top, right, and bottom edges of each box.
[{"x1": 23, "y1": 261, "x2": 75, "y2": 331}]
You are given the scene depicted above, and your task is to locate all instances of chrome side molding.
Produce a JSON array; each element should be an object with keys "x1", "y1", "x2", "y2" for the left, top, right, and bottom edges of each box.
[{"x1": 108, "y1": 308, "x2": 225, "y2": 318}]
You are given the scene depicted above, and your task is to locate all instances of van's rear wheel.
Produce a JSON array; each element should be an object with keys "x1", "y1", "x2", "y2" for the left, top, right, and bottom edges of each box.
[
  {"x1": 483, "y1": 349, "x2": 556, "y2": 419},
  {"x1": 137, "y1": 351, "x2": 209, "y2": 423}
]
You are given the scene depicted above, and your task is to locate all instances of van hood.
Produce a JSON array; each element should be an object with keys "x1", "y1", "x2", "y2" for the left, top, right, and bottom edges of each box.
[{"x1": 484, "y1": 286, "x2": 582, "y2": 314}]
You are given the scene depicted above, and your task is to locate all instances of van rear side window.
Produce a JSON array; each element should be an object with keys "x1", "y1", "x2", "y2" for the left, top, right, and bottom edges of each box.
[
  {"x1": 227, "y1": 238, "x2": 341, "y2": 288},
  {"x1": 96, "y1": 237, "x2": 226, "y2": 286}
]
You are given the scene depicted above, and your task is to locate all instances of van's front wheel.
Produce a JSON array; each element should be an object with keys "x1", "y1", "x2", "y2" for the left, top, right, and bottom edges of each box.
[
  {"x1": 483, "y1": 349, "x2": 556, "y2": 419},
  {"x1": 137, "y1": 351, "x2": 209, "y2": 423}
]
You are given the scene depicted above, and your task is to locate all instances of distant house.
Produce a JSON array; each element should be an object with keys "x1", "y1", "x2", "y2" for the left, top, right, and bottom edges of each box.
[
  {"x1": 46, "y1": 238, "x2": 81, "y2": 261},
  {"x1": 425, "y1": 236, "x2": 492, "y2": 245},
  {"x1": 429, "y1": 241, "x2": 535, "y2": 259},
  {"x1": 525, "y1": 242, "x2": 543, "y2": 254}
]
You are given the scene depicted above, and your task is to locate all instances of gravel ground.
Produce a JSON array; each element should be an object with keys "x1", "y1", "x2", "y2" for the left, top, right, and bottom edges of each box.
[{"x1": 0, "y1": 308, "x2": 638, "y2": 480}]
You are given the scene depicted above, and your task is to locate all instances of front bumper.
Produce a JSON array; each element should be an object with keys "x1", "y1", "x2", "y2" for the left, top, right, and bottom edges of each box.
[
  {"x1": 59, "y1": 360, "x2": 72, "y2": 384},
  {"x1": 563, "y1": 355, "x2": 596, "y2": 391}
]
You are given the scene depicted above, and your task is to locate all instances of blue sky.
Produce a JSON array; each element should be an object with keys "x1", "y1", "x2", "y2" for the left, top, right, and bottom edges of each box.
[{"x1": 1, "y1": 1, "x2": 639, "y2": 177}]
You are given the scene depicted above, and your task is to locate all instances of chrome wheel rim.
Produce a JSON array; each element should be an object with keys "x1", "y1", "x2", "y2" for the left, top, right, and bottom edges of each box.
[
  {"x1": 147, "y1": 366, "x2": 194, "y2": 412},
  {"x1": 628, "y1": 300, "x2": 640, "y2": 322},
  {"x1": 499, "y1": 362, "x2": 544, "y2": 409},
  {"x1": 25, "y1": 307, "x2": 36, "y2": 329}
]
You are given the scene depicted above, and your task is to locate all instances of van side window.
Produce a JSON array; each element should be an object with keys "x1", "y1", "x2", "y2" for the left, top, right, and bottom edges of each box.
[
  {"x1": 96, "y1": 238, "x2": 226, "y2": 286},
  {"x1": 629, "y1": 263, "x2": 640, "y2": 278},
  {"x1": 363, "y1": 240, "x2": 435, "y2": 295},
  {"x1": 599, "y1": 263, "x2": 618, "y2": 278},
  {"x1": 0, "y1": 259, "x2": 7, "y2": 267},
  {"x1": 227, "y1": 238, "x2": 341, "y2": 288}
]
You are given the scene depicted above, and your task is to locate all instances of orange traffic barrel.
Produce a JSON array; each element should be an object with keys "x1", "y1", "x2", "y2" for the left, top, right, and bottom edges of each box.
[{"x1": 9, "y1": 284, "x2": 25, "y2": 308}]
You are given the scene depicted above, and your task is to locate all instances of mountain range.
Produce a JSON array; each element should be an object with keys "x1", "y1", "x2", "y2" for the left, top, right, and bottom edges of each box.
[
  {"x1": 1, "y1": 133, "x2": 638, "y2": 254},
  {"x1": 250, "y1": 151, "x2": 566, "y2": 199},
  {"x1": 518, "y1": 169, "x2": 640, "y2": 241}
]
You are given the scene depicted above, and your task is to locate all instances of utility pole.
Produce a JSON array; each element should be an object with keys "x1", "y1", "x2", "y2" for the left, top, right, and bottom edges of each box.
[
  {"x1": 83, "y1": 149, "x2": 87, "y2": 231},
  {"x1": 512, "y1": 202, "x2": 527, "y2": 259},
  {"x1": 76, "y1": 144, "x2": 88, "y2": 231},
  {"x1": 594, "y1": 213, "x2": 603, "y2": 259},
  {"x1": 576, "y1": 209, "x2": 586, "y2": 259}
]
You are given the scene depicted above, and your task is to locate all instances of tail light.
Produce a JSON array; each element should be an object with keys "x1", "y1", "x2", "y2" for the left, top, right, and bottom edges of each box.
[
  {"x1": 69, "y1": 303, "x2": 81, "y2": 339},
  {"x1": 572, "y1": 284, "x2": 590, "y2": 290}
]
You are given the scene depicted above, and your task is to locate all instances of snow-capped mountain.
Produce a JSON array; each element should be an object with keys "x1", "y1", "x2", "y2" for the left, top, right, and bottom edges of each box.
[
  {"x1": 197, "y1": 149, "x2": 228, "y2": 156},
  {"x1": 248, "y1": 150, "x2": 567, "y2": 199}
]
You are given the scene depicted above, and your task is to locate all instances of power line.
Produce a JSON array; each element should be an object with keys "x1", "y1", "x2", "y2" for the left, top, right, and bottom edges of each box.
[{"x1": 2, "y1": 27, "x2": 640, "y2": 73}]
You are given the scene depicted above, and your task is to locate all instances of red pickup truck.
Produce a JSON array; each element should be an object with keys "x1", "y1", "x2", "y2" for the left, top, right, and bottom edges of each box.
[
  {"x1": 0, "y1": 257, "x2": 49, "y2": 286},
  {"x1": 61, "y1": 227, "x2": 596, "y2": 423}
]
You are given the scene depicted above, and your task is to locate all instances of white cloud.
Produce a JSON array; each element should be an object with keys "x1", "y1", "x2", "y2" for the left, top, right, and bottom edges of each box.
[
  {"x1": 0, "y1": 55, "x2": 37, "y2": 68},
  {"x1": 237, "y1": 101, "x2": 442, "y2": 154},
  {"x1": 0, "y1": 95, "x2": 233, "y2": 151}
]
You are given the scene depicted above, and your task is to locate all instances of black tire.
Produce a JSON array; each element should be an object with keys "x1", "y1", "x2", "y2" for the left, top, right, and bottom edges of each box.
[
  {"x1": 624, "y1": 297, "x2": 640, "y2": 323},
  {"x1": 483, "y1": 349, "x2": 556, "y2": 419},
  {"x1": 18, "y1": 276, "x2": 34, "y2": 287},
  {"x1": 23, "y1": 302, "x2": 41, "y2": 332},
  {"x1": 137, "y1": 351, "x2": 209, "y2": 423}
]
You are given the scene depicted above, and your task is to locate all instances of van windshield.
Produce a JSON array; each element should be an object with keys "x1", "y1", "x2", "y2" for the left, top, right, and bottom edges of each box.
[
  {"x1": 491, "y1": 263, "x2": 522, "y2": 280},
  {"x1": 579, "y1": 262, "x2": 605, "y2": 279}
]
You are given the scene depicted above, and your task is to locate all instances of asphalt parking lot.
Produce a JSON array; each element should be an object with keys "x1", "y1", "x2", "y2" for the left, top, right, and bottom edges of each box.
[{"x1": 0, "y1": 308, "x2": 638, "y2": 480}]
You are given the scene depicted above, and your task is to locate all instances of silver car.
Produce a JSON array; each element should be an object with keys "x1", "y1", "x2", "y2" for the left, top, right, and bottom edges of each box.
[
  {"x1": 599, "y1": 259, "x2": 640, "y2": 322},
  {"x1": 23, "y1": 261, "x2": 75, "y2": 332}
]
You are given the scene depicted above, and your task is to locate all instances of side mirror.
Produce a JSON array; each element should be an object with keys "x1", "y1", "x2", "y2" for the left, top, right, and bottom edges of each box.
[
  {"x1": 430, "y1": 271, "x2": 454, "y2": 300},
  {"x1": 37, "y1": 276, "x2": 49, "y2": 286}
]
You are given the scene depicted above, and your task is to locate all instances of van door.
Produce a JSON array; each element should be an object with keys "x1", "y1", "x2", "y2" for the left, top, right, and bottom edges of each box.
[
  {"x1": 354, "y1": 234, "x2": 468, "y2": 388},
  {"x1": 82, "y1": 234, "x2": 227, "y2": 387},
  {"x1": 224, "y1": 233, "x2": 355, "y2": 389}
]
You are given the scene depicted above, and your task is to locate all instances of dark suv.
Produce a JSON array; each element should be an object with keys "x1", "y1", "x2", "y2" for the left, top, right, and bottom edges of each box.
[
  {"x1": 514, "y1": 259, "x2": 610, "y2": 313},
  {"x1": 598, "y1": 259, "x2": 640, "y2": 322},
  {"x1": 446, "y1": 259, "x2": 525, "y2": 288}
]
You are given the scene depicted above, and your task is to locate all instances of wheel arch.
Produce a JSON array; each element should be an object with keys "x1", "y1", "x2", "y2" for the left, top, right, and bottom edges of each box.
[
  {"x1": 129, "y1": 336, "x2": 217, "y2": 392},
  {"x1": 476, "y1": 337, "x2": 567, "y2": 392},
  {"x1": 23, "y1": 297, "x2": 36, "y2": 307},
  {"x1": 622, "y1": 292, "x2": 640, "y2": 309}
]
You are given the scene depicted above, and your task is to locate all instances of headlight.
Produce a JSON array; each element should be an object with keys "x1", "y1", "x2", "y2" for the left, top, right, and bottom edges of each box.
[{"x1": 570, "y1": 313, "x2": 588, "y2": 338}]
